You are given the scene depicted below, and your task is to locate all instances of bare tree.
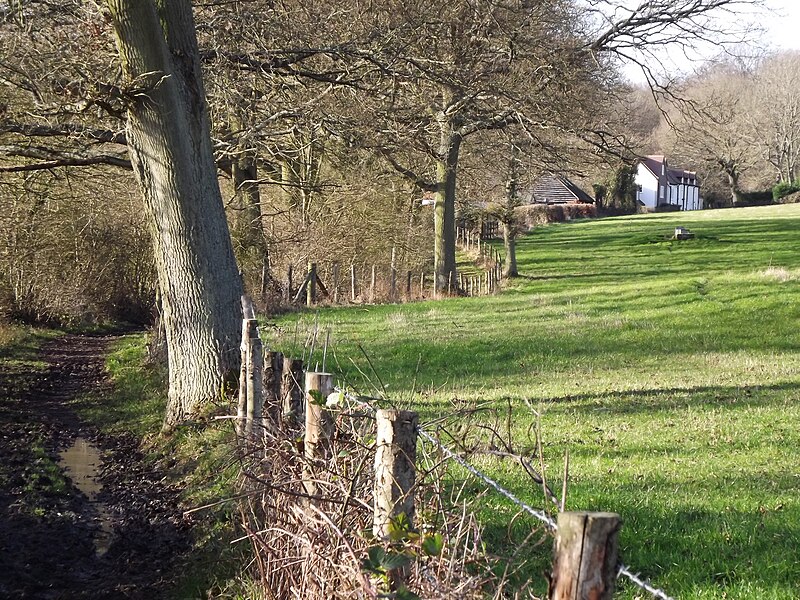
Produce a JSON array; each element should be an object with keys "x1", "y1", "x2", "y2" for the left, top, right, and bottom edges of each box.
[
  {"x1": 102, "y1": 0, "x2": 245, "y2": 427},
  {"x1": 750, "y1": 51, "x2": 800, "y2": 184}
]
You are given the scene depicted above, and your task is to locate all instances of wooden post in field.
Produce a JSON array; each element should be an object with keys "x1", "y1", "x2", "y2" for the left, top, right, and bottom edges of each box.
[
  {"x1": 281, "y1": 358, "x2": 304, "y2": 428},
  {"x1": 373, "y1": 409, "x2": 418, "y2": 539},
  {"x1": 420, "y1": 272, "x2": 425, "y2": 298},
  {"x1": 237, "y1": 318, "x2": 259, "y2": 438},
  {"x1": 286, "y1": 265, "x2": 293, "y2": 303},
  {"x1": 406, "y1": 270, "x2": 412, "y2": 301},
  {"x1": 306, "y1": 262, "x2": 317, "y2": 307},
  {"x1": 549, "y1": 512, "x2": 621, "y2": 600},
  {"x1": 303, "y1": 372, "x2": 335, "y2": 496},
  {"x1": 447, "y1": 271, "x2": 452, "y2": 296},
  {"x1": 332, "y1": 262, "x2": 340, "y2": 304},
  {"x1": 370, "y1": 265, "x2": 377, "y2": 303},
  {"x1": 390, "y1": 247, "x2": 397, "y2": 301},
  {"x1": 350, "y1": 263, "x2": 357, "y2": 302}
]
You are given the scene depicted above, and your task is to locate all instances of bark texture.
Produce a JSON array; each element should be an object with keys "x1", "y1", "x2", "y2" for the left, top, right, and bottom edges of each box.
[
  {"x1": 106, "y1": 0, "x2": 244, "y2": 427},
  {"x1": 433, "y1": 119, "x2": 461, "y2": 294}
]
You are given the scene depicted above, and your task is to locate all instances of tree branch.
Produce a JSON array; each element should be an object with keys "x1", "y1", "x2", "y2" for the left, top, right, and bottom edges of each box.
[
  {"x1": 376, "y1": 148, "x2": 436, "y2": 191},
  {"x1": 0, "y1": 145, "x2": 132, "y2": 171}
]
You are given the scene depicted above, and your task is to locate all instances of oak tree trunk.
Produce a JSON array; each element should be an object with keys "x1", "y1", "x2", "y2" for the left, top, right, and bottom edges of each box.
[
  {"x1": 107, "y1": 0, "x2": 244, "y2": 428},
  {"x1": 502, "y1": 221, "x2": 518, "y2": 277},
  {"x1": 434, "y1": 120, "x2": 460, "y2": 294}
]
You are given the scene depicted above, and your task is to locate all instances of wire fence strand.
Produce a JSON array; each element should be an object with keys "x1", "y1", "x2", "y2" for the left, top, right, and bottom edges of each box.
[{"x1": 336, "y1": 388, "x2": 675, "y2": 600}]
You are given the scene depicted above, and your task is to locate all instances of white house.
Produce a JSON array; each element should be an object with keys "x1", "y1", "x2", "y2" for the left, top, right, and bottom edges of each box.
[{"x1": 635, "y1": 155, "x2": 702, "y2": 211}]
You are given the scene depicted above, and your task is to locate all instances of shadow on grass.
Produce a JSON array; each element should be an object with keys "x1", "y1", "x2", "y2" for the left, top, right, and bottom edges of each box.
[
  {"x1": 451, "y1": 468, "x2": 800, "y2": 599},
  {"x1": 540, "y1": 381, "x2": 800, "y2": 416}
]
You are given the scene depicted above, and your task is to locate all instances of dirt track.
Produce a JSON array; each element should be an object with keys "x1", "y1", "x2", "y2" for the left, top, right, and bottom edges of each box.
[{"x1": 0, "y1": 334, "x2": 190, "y2": 599}]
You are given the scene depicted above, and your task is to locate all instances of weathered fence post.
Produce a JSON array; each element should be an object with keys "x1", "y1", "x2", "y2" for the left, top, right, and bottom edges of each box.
[
  {"x1": 306, "y1": 262, "x2": 317, "y2": 307},
  {"x1": 350, "y1": 263, "x2": 357, "y2": 302},
  {"x1": 549, "y1": 512, "x2": 621, "y2": 600},
  {"x1": 332, "y1": 262, "x2": 340, "y2": 304},
  {"x1": 281, "y1": 358, "x2": 304, "y2": 427},
  {"x1": 303, "y1": 372, "x2": 335, "y2": 496},
  {"x1": 406, "y1": 270, "x2": 412, "y2": 301},
  {"x1": 374, "y1": 409, "x2": 418, "y2": 538},
  {"x1": 390, "y1": 247, "x2": 397, "y2": 301},
  {"x1": 420, "y1": 272, "x2": 425, "y2": 298},
  {"x1": 245, "y1": 334, "x2": 265, "y2": 441},
  {"x1": 370, "y1": 265, "x2": 377, "y2": 303},
  {"x1": 237, "y1": 318, "x2": 259, "y2": 438},
  {"x1": 263, "y1": 351, "x2": 283, "y2": 425},
  {"x1": 447, "y1": 270, "x2": 453, "y2": 296}
]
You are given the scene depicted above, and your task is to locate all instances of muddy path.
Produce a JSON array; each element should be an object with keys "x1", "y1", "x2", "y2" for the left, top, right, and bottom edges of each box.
[{"x1": 0, "y1": 334, "x2": 190, "y2": 599}]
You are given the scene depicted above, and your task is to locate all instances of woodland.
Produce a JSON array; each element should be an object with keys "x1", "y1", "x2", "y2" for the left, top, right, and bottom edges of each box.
[{"x1": 3, "y1": 0, "x2": 796, "y2": 426}]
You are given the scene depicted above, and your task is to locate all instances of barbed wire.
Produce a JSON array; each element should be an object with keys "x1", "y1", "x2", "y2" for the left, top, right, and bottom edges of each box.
[
  {"x1": 333, "y1": 387, "x2": 675, "y2": 600},
  {"x1": 617, "y1": 566, "x2": 676, "y2": 600},
  {"x1": 416, "y1": 426, "x2": 557, "y2": 531}
]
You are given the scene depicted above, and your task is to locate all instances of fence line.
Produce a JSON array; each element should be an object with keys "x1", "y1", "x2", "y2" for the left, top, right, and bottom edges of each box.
[
  {"x1": 238, "y1": 329, "x2": 675, "y2": 600},
  {"x1": 416, "y1": 427, "x2": 557, "y2": 531},
  {"x1": 334, "y1": 387, "x2": 674, "y2": 600},
  {"x1": 283, "y1": 229, "x2": 504, "y2": 308}
]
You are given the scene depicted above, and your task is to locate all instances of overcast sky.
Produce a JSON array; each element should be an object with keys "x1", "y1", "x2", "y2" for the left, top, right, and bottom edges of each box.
[{"x1": 621, "y1": 0, "x2": 800, "y2": 83}]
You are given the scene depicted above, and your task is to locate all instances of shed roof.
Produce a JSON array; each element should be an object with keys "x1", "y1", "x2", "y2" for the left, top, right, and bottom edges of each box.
[{"x1": 531, "y1": 173, "x2": 594, "y2": 204}]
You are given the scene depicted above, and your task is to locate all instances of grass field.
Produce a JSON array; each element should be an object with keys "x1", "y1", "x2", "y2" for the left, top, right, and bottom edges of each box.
[{"x1": 268, "y1": 204, "x2": 800, "y2": 599}]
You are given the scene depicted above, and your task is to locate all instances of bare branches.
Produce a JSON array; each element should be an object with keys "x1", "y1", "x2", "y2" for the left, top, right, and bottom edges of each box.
[
  {"x1": 0, "y1": 122, "x2": 128, "y2": 145},
  {"x1": 0, "y1": 144, "x2": 131, "y2": 172}
]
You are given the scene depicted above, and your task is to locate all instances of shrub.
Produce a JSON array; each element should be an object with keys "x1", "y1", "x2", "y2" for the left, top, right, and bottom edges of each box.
[
  {"x1": 772, "y1": 180, "x2": 800, "y2": 201},
  {"x1": 739, "y1": 190, "x2": 775, "y2": 206},
  {"x1": 514, "y1": 203, "x2": 596, "y2": 229}
]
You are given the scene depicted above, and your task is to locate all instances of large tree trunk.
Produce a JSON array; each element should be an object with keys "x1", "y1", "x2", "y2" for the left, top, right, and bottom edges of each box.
[
  {"x1": 433, "y1": 119, "x2": 460, "y2": 294},
  {"x1": 502, "y1": 144, "x2": 519, "y2": 278},
  {"x1": 232, "y1": 157, "x2": 271, "y2": 296},
  {"x1": 502, "y1": 221, "x2": 518, "y2": 277},
  {"x1": 722, "y1": 163, "x2": 743, "y2": 206},
  {"x1": 107, "y1": 0, "x2": 244, "y2": 428}
]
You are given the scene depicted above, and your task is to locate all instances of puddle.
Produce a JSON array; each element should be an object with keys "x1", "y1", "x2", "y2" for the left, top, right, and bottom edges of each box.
[{"x1": 59, "y1": 437, "x2": 114, "y2": 555}]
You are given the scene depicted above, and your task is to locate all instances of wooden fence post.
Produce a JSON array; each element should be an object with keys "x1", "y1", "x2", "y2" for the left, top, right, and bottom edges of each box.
[
  {"x1": 420, "y1": 272, "x2": 425, "y2": 298},
  {"x1": 350, "y1": 263, "x2": 357, "y2": 302},
  {"x1": 406, "y1": 270, "x2": 412, "y2": 301},
  {"x1": 306, "y1": 262, "x2": 317, "y2": 306},
  {"x1": 281, "y1": 358, "x2": 304, "y2": 428},
  {"x1": 245, "y1": 334, "x2": 265, "y2": 441},
  {"x1": 373, "y1": 409, "x2": 418, "y2": 539},
  {"x1": 549, "y1": 512, "x2": 621, "y2": 600},
  {"x1": 263, "y1": 351, "x2": 283, "y2": 425},
  {"x1": 237, "y1": 318, "x2": 259, "y2": 438},
  {"x1": 332, "y1": 262, "x2": 340, "y2": 304},
  {"x1": 370, "y1": 265, "x2": 377, "y2": 303},
  {"x1": 390, "y1": 247, "x2": 397, "y2": 301},
  {"x1": 304, "y1": 372, "x2": 335, "y2": 496}
]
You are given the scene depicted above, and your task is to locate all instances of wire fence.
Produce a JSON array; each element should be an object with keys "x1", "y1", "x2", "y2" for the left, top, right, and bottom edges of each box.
[{"x1": 336, "y1": 387, "x2": 676, "y2": 600}]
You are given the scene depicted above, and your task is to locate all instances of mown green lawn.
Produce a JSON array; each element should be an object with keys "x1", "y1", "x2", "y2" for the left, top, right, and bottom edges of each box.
[{"x1": 268, "y1": 204, "x2": 800, "y2": 599}]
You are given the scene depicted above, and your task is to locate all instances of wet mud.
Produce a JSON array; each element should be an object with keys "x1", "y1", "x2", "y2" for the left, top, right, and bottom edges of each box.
[{"x1": 0, "y1": 334, "x2": 190, "y2": 599}]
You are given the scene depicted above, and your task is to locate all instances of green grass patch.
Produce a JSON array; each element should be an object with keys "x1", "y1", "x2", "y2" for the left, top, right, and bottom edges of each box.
[{"x1": 268, "y1": 204, "x2": 800, "y2": 599}]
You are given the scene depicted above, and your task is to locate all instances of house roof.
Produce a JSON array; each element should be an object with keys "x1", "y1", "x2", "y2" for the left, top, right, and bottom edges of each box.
[
  {"x1": 531, "y1": 173, "x2": 594, "y2": 204},
  {"x1": 640, "y1": 155, "x2": 698, "y2": 185}
]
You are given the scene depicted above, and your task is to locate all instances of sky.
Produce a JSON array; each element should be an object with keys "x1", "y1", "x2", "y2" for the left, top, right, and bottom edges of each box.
[{"x1": 621, "y1": 0, "x2": 800, "y2": 84}]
